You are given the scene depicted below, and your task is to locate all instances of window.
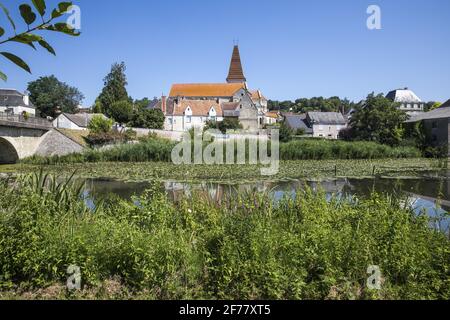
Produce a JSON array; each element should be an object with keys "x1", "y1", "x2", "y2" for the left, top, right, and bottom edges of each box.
[
  {"x1": 168, "y1": 118, "x2": 173, "y2": 125},
  {"x1": 432, "y1": 121, "x2": 438, "y2": 129},
  {"x1": 432, "y1": 135, "x2": 438, "y2": 142},
  {"x1": 186, "y1": 116, "x2": 192, "y2": 124}
]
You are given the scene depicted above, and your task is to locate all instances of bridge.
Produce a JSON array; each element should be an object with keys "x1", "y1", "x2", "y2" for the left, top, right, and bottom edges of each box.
[{"x1": 0, "y1": 112, "x2": 84, "y2": 164}]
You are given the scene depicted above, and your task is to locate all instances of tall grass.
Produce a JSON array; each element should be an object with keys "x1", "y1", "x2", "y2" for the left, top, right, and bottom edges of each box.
[
  {"x1": 280, "y1": 139, "x2": 421, "y2": 160},
  {"x1": 0, "y1": 173, "x2": 448, "y2": 299},
  {"x1": 22, "y1": 137, "x2": 422, "y2": 165}
]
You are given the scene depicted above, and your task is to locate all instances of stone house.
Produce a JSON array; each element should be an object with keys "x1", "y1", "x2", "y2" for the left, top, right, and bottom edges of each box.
[
  {"x1": 161, "y1": 45, "x2": 269, "y2": 132},
  {"x1": 406, "y1": 99, "x2": 450, "y2": 157},
  {"x1": 386, "y1": 88, "x2": 425, "y2": 116},
  {"x1": 53, "y1": 113, "x2": 109, "y2": 130},
  {"x1": 0, "y1": 89, "x2": 36, "y2": 116},
  {"x1": 305, "y1": 112, "x2": 347, "y2": 139}
]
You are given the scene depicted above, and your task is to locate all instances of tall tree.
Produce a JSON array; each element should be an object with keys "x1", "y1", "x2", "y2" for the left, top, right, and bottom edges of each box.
[
  {"x1": 97, "y1": 62, "x2": 129, "y2": 117},
  {"x1": 27, "y1": 75, "x2": 84, "y2": 118},
  {"x1": 348, "y1": 93, "x2": 407, "y2": 146},
  {"x1": 0, "y1": 1, "x2": 80, "y2": 81}
]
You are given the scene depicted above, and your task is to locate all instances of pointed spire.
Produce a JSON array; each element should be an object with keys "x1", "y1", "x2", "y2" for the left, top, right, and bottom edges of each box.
[{"x1": 226, "y1": 45, "x2": 246, "y2": 83}]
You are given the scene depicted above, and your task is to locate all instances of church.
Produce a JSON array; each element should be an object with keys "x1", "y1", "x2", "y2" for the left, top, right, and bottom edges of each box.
[{"x1": 158, "y1": 46, "x2": 273, "y2": 132}]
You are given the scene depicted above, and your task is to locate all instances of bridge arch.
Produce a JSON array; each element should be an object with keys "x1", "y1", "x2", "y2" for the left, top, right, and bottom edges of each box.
[{"x1": 0, "y1": 137, "x2": 19, "y2": 164}]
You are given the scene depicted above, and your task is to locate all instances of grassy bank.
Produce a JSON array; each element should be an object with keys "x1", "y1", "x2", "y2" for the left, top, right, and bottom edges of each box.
[
  {"x1": 21, "y1": 138, "x2": 421, "y2": 166},
  {"x1": 8, "y1": 158, "x2": 446, "y2": 183},
  {"x1": 0, "y1": 172, "x2": 448, "y2": 300}
]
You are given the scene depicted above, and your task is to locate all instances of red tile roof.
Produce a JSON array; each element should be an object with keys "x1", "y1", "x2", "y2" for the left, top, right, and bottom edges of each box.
[{"x1": 169, "y1": 83, "x2": 245, "y2": 97}]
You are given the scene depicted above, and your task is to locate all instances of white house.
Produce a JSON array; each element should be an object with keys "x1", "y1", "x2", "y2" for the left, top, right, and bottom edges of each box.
[
  {"x1": 53, "y1": 113, "x2": 108, "y2": 130},
  {"x1": 0, "y1": 89, "x2": 36, "y2": 116},
  {"x1": 305, "y1": 112, "x2": 347, "y2": 139},
  {"x1": 386, "y1": 88, "x2": 425, "y2": 116},
  {"x1": 164, "y1": 99, "x2": 224, "y2": 131}
]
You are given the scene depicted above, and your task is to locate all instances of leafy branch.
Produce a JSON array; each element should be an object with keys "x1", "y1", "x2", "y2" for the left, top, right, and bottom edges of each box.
[{"x1": 0, "y1": 0, "x2": 80, "y2": 81}]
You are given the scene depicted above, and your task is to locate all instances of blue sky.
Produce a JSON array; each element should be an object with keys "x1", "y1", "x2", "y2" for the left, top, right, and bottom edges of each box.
[{"x1": 1, "y1": 0, "x2": 450, "y2": 106}]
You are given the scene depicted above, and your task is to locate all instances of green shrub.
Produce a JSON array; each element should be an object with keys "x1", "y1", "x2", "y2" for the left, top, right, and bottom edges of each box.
[
  {"x1": 0, "y1": 173, "x2": 448, "y2": 299},
  {"x1": 88, "y1": 115, "x2": 113, "y2": 134}
]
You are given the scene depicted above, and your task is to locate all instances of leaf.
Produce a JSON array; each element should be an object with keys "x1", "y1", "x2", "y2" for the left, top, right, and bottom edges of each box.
[
  {"x1": 38, "y1": 39, "x2": 56, "y2": 55},
  {"x1": 0, "y1": 70, "x2": 6, "y2": 81},
  {"x1": 0, "y1": 27, "x2": 4, "y2": 37},
  {"x1": 0, "y1": 52, "x2": 31, "y2": 73},
  {"x1": 45, "y1": 23, "x2": 80, "y2": 36},
  {"x1": 19, "y1": 4, "x2": 37, "y2": 25},
  {"x1": 31, "y1": 0, "x2": 46, "y2": 16},
  {"x1": 0, "y1": 3, "x2": 16, "y2": 30},
  {"x1": 51, "y1": 1, "x2": 73, "y2": 19}
]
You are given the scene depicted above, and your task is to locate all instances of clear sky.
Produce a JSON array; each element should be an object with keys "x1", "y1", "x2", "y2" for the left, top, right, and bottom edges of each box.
[{"x1": 2, "y1": 0, "x2": 450, "y2": 106}]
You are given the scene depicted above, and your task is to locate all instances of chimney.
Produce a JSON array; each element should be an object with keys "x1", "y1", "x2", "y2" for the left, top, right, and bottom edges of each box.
[
  {"x1": 161, "y1": 95, "x2": 167, "y2": 115},
  {"x1": 23, "y1": 94, "x2": 29, "y2": 106}
]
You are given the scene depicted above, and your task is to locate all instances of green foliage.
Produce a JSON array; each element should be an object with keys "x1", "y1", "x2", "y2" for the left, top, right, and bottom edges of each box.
[
  {"x1": 97, "y1": 62, "x2": 129, "y2": 117},
  {"x1": 87, "y1": 115, "x2": 113, "y2": 134},
  {"x1": 348, "y1": 93, "x2": 408, "y2": 146},
  {"x1": 85, "y1": 131, "x2": 128, "y2": 147},
  {"x1": 205, "y1": 118, "x2": 243, "y2": 133},
  {"x1": 22, "y1": 137, "x2": 422, "y2": 166},
  {"x1": 279, "y1": 122, "x2": 294, "y2": 142},
  {"x1": 269, "y1": 96, "x2": 354, "y2": 113},
  {"x1": 280, "y1": 139, "x2": 421, "y2": 160},
  {"x1": 130, "y1": 109, "x2": 165, "y2": 129},
  {"x1": 109, "y1": 100, "x2": 133, "y2": 124},
  {"x1": 27, "y1": 75, "x2": 84, "y2": 117},
  {"x1": 0, "y1": 1, "x2": 79, "y2": 80},
  {"x1": 0, "y1": 173, "x2": 448, "y2": 299}
]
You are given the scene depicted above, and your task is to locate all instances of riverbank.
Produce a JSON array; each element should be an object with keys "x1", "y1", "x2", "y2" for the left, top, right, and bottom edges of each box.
[
  {"x1": 0, "y1": 172, "x2": 449, "y2": 300},
  {"x1": 3, "y1": 158, "x2": 447, "y2": 183}
]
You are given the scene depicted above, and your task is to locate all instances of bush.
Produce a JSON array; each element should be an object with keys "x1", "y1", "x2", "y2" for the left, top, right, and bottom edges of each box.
[
  {"x1": 130, "y1": 109, "x2": 165, "y2": 129},
  {"x1": 280, "y1": 139, "x2": 421, "y2": 160},
  {"x1": 0, "y1": 173, "x2": 448, "y2": 299},
  {"x1": 109, "y1": 100, "x2": 133, "y2": 124},
  {"x1": 88, "y1": 115, "x2": 113, "y2": 134}
]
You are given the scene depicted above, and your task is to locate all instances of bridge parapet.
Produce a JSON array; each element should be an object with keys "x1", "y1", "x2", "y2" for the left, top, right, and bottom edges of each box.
[{"x1": 0, "y1": 111, "x2": 52, "y2": 130}]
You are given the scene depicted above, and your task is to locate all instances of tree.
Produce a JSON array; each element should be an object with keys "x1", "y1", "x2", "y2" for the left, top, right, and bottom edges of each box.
[
  {"x1": 88, "y1": 115, "x2": 113, "y2": 134},
  {"x1": 27, "y1": 75, "x2": 84, "y2": 117},
  {"x1": 429, "y1": 102, "x2": 442, "y2": 111},
  {"x1": 130, "y1": 109, "x2": 165, "y2": 129},
  {"x1": 0, "y1": 1, "x2": 80, "y2": 81},
  {"x1": 109, "y1": 100, "x2": 133, "y2": 125},
  {"x1": 348, "y1": 93, "x2": 408, "y2": 146},
  {"x1": 134, "y1": 97, "x2": 153, "y2": 110},
  {"x1": 97, "y1": 62, "x2": 129, "y2": 117},
  {"x1": 279, "y1": 122, "x2": 294, "y2": 142},
  {"x1": 205, "y1": 118, "x2": 243, "y2": 134}
]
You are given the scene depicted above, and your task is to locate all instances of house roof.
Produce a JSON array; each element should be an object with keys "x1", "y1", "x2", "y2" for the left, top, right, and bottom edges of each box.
[
  {"x1": 62, "y1": 113, "x2": 108, "y2": 128},
  {"x1": 406, "y1": 102, "x2": 450, "y2": 123},
  {"x1": 265, "y1": 111, "x2": 279, "y2": 119},
  {"x1": 226, "y1": 45, "x2": 246, "y2": 83},
  {"x1": 285, "y1": 114, "x2": 313, "y2": 133},
  {"x1": 307, "y1": 112, "x2": 347, "y2": 125},
  {"x1": 145, "y1": 98, "x2": 160, "y2": 110},
  {"x1": 0, "y1": 88, "x2": 35, "y2": 108},
  {"x1": 250, "y1": 90, "x2": 267, "y2": 102},
  {"x1": 168, "y1": 100, "x2": 222, "y2": 117},
  {"x1": 386, "y1": 88, "x2": 422, "y2": 103},
  {"x1": 169, "y1": 83, "x2": 245, "y2": 97}
]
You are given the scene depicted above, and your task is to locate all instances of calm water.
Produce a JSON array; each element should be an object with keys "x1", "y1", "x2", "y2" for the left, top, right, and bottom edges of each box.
[{"x1": 83, "y1": 177, "x2": 450, "y2": 233}]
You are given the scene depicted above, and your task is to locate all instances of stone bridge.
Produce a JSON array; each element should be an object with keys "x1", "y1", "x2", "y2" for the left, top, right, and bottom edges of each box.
[{"x1": 0, "y1": 112, "x2": 84, "y2": 164}]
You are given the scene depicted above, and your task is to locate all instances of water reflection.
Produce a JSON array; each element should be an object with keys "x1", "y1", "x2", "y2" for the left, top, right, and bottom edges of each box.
[{"x1": 83, "y1": 177, "x2": 449, "y2": 233}]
